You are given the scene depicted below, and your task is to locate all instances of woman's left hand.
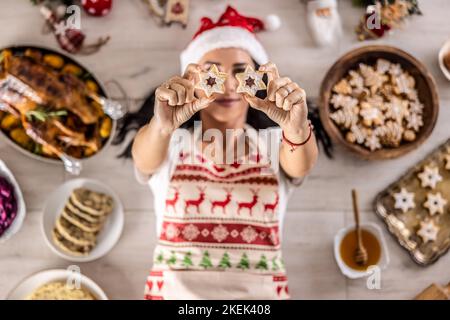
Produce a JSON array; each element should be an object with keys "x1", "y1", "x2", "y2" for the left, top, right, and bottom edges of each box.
[{"x1": 243, "y1": 62, "x2": 310, "y2": 142}]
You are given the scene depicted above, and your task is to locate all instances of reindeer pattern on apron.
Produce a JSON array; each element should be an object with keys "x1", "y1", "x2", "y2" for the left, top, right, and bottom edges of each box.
[{"x1": 144, "y1": 127, "x2": 290, "y2": 300}]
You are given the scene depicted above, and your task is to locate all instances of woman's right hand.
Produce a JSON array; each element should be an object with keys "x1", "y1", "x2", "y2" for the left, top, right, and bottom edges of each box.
[{"x1": 154, "y1": 64, "x2": 215, "y2": 135}]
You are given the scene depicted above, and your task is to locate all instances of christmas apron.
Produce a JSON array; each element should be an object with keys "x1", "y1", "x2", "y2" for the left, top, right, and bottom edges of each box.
[{"x1": 144, "y1": 127, "x2": 289, "y2": 300}]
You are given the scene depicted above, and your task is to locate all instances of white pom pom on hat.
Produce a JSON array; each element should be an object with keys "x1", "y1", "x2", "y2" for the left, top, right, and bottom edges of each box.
[{"x1": 263, "y1": 14, "x2": 282, "y2": 31}]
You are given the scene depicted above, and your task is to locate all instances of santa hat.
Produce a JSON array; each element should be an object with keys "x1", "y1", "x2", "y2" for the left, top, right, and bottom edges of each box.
[{"x1": 180, "y1": 6, "x2": 281, "y2": 72}]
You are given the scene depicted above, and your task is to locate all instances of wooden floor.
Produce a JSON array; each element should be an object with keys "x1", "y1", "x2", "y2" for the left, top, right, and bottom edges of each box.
[{"x1": 1, "y1": 0, "x2": 449, "y2": 299}]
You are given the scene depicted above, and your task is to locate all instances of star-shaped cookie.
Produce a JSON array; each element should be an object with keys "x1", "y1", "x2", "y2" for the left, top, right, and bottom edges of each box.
[
  {"x1": 417, "y1": 219, "x2": 439, "y2": 243},
  {"x1": 236, "y1": 65, "x2": 266, "y2": 96},
  {"x1": 423, "y1": 192, "x2": 447, "y2": 216},
  {"x1": 196, "y1": 64, "x2": 227, "y2": 97},
  {"x1": 393, "y1": 188, "x2": 415, "y2": 213},
  {"x1": 417, "y1": 166, "x2": 442, "y2": 189}
]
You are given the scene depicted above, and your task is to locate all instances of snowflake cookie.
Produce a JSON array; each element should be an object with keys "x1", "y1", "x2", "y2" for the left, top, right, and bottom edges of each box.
[
  {"x1": 236, "y1": 65, "x2": 266, "y2": 96},
  {"x1": 332, "y1": 79, "x2": 352, "y2": 95},
  {"x1": 196, "y1": 64, "x2": 227, "y2": 97},
  {"x1": 393, "y1": 188, "x2": 415, "y2": 213},
  {"x1": 417, "y1": 166, "x2": 443, "y2": 189},
  {"x1": 405, "y1": 113, "x2": 423, "y2": 132},
  {"x1": 360, "y1": 102, "x2": 384, "y2": 127},
  {"x1": 417, "y1": 219, "x2": 440, "y2": 243},
  {"x1": 423, "y1": 192, "x2": 447, "y2": 216},
  {"x1": 376, "y1": 59, "x2": 391, "y2": 74},
  {"x1": 364, "y1": 131, "x2": 382, "y2": 151}
]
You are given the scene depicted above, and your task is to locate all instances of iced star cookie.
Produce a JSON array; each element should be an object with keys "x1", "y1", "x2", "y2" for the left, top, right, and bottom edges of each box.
[
  {"x1": 236, "y1": 65, "x2": 266, "y2": 96},
  {"x1": 196, "y1": 64, "x2": 227, "y2": 97},
  {"x1": 417, "y1": 219, "x2": 439, "y2": 243},
  {"x1": 417, "y1": 166, "x2": 443, "y2": 189},
  {"x1": 423, "y1": 192, "x2": 447, "y2": 216},
  {"x1": 393, "y1": 188, "x2": 415, "y2": 213}
]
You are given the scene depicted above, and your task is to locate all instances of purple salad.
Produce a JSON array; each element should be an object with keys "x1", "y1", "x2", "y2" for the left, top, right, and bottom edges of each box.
[{"x1": 0, "y1": 176, "x2": 17, "y2": 237}]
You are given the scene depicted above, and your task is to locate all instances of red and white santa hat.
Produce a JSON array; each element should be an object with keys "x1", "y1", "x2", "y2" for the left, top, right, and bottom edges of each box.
[{"x1": 180, "y1": 6, "x2": 281, "y2": 72}]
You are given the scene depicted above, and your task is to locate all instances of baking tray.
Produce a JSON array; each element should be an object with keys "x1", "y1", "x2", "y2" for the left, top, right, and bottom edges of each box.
[{"x1": 374, "y1": 138, "x2": 450, "y2": 266}]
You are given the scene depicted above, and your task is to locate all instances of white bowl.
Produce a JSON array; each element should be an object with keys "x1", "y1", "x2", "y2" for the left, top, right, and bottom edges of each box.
[
  {"x1": 438, "y1": 38, "x2": 450, "y2": 81},
  {"x1": 7, "y1": 268, "x2": 108, "y2": 300},
  {"x1": 334, "y1": 222, "x2": 390, "y2": 279},
  {"x1": 0, "y1": 159, "x2": 26, "y2": 244},
  {"x1": 42, "y1": 178, "x2": 124, "y2": 262}
]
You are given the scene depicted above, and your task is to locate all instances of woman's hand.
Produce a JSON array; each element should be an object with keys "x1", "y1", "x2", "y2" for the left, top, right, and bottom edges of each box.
[
  {"x1": 154, "y1": 64, "x2": 215, "y2": 135},
  {"x1": 243, "y1": 62, "x2": 310, "y2": 142}
]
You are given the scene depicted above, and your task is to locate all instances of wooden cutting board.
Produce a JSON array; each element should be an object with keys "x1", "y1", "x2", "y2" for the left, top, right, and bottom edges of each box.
[{"x1": 414, "y1": 282, "x2": 450, "y2": 300}]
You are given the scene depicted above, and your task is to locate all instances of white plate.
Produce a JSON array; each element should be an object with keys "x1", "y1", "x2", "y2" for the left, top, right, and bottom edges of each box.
[
  {"x1": 333, "y1": 222, "x2": 390, "y2": 279},
  {"x1": 7, "y1": 268, "x2": 108, "y2": 300},
  {"x1": 438, "y1": 38, "x2": 450, "y2": 81},
  {"x1": 42, "y1": 178, "x2": 124, "y2": 262},
  {"x1": 0, "y1": 159, "x2": 26, "y2": 244}
]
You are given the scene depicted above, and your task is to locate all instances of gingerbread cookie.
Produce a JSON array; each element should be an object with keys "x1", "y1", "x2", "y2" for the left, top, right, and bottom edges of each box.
[
  {"x1": 330, "y1": 93, "x2": 347, "y2": 109},
  {"x1": 388, "y1": 63, "x2": 403, "y2": 77},
  {"x1": 417, "y1": 219, "x2": 440, "y2": 243},
  {"x1": 196, "y1": 64, "x2": 227, "y2": 97},
  {"x1": 409, "y1": 101, "x2": 424, "y2": 115},
  {"x1": 236, "y1": 65, "x2": 266, "y2": 96},
  {"x1": 329, "y1": 59, "x2": 424, "y2": 153},
  {"x1": 377, "y1": 120, "x2": 404, "y2": 148},
  {"x1": 347, "y1": 125, "x2": 366, "y2": 145},
  {"x1": 330, "y1": 109, "x2": 358, "y2": 129},
  {"x1": 393, "y1": 188, "x2": 415, "y2": 213},
  {"x1": 359, "y1": 64, "x2": 387, "y2": 93},
  {"x1": 385, "y1": 96, "x2": 409, "y2": 123},
  {"x1": 360, "y1": 102, "x2": 384, "y2": 127},
  {"x1": 332, "y1": 79, "x2": 352, "y2": 95},
  {"x1": 418, "y1": 166, "x2": 443, "y2": 189},
  {"x1": 394, "y1": 73, "x2": 415, "y2": 96},
  {"x1": 364, "y1": 131, "x2": 382, "y2": 151},
  {"x1": 403, "y1": 129, "x2": 416, "y2": 142},
  {"x1": 405, "y1": 113, "x2": 423, "y2": 132},
  {"x1": 376, "y1": 59, "x2": 391, "y2": 74},
  {"x1": 423, "y1": 192, "x2": 447, "y2": 216}
]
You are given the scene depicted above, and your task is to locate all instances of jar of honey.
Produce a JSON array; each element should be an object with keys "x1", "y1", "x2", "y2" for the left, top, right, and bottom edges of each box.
[{"x1": 334, "y1": 223, "x2": 390, "y2": 279}]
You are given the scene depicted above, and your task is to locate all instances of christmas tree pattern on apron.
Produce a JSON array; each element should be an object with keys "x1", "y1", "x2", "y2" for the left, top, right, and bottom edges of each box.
[{"x1": 144, "y1": 126, "x2": 289, "y2": 300}]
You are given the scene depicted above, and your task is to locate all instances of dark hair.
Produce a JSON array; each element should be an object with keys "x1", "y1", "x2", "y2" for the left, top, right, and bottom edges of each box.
[{"x1": 113, "y1": 62, "x2": 332, "y2": 158}]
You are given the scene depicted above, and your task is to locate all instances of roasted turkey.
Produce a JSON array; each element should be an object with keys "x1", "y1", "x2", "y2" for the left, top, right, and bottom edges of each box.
[{"x1": 0, "y1": 50, "x2": 103, "y2": 158}]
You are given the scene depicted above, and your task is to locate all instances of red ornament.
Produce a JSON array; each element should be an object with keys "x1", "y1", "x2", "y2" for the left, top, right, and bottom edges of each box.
[{"x1": 81, "y1": 0, "x2": 113, "y2": 17}]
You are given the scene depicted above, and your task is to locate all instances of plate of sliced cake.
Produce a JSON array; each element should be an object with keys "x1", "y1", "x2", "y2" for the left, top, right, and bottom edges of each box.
[{"x1": 41, "y1": 178, "x2": 124, "y2": 262}]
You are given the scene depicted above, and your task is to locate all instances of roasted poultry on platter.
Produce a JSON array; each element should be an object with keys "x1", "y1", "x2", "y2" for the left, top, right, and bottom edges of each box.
[{"x1": 0, "y1": 48, "x2": 115, "y2": 162}]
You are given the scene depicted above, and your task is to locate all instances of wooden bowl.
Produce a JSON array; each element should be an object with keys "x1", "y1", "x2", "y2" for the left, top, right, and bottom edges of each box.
[{"x1": 319, "y1": 45, "x2": 439, "y2": 160}]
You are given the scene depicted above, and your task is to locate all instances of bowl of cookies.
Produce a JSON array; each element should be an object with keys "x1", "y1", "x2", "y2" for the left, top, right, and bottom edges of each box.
[{"x1": 319, "y1": 45, "x2": 439, "y2": 160}]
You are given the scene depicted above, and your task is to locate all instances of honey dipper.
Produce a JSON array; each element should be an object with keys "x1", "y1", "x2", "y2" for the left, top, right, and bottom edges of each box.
[{"x1": 351, "y1": 189, "x2": 368, "y2": 266}]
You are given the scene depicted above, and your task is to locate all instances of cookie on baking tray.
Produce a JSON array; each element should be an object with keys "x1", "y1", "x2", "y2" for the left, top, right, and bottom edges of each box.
[
  {"x1": 417, "y1": 219, "x2": 440, "y2": 244},
  {"x1": 417, "y1": 165, "x2": 443, "y2": 189},
  {"x1": 423, "y1": 192, "x2": 448, "y2": 216},
  {"x1": 393, "y1": 187, "x2": 416, "y2": 213}
]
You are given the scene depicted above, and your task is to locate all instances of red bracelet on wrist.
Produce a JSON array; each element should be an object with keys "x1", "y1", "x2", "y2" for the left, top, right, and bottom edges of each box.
[{"x1": 282, "y1": 122, "x2": 313, "y2": 152}]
